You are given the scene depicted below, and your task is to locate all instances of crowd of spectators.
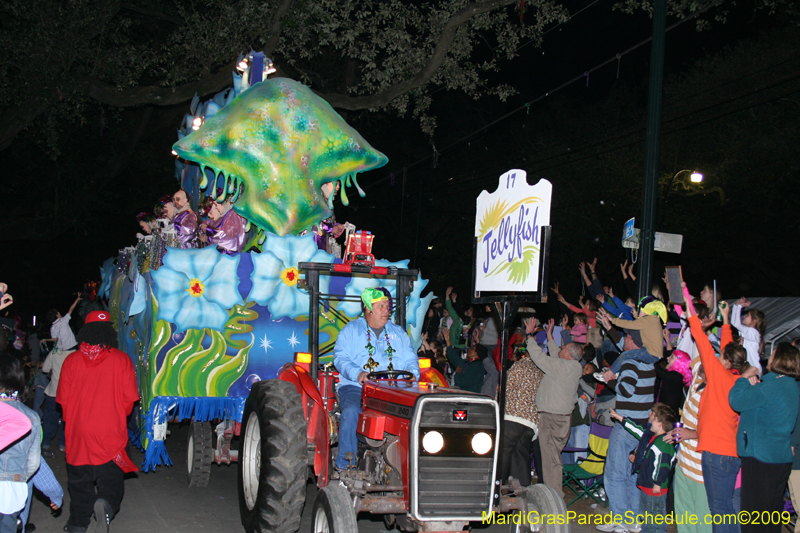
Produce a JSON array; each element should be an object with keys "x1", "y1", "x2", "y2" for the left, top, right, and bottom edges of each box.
[
  {"x1": 0, "y1": 283, "x2": 138, "y2": 533},
  {"x1": 5, "y1": 243, "x2": 800, "y2": 533},
  {"x1": 419, "y1": 258, "x2": 800, "y2": 533}
]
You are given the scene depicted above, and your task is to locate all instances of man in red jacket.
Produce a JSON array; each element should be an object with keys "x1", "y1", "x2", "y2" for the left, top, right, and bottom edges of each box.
[{"x1": 57, "y1": 310, "x2": 139, "y2": 533}]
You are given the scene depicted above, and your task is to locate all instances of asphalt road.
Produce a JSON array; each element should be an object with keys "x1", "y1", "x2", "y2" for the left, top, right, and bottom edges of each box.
[{"x1": 28, "y1": 422, "x2": 607, "y2": 533}]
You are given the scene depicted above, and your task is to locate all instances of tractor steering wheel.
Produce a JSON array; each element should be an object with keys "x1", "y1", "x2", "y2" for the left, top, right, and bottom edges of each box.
[{"x1": 367, "y1": 370, "x2": 416, "y2": 382}]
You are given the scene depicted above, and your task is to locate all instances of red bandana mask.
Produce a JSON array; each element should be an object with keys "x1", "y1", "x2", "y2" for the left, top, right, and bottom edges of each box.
[{"x1": 79, "y1": 342, "x2": 104, "y2": 360}]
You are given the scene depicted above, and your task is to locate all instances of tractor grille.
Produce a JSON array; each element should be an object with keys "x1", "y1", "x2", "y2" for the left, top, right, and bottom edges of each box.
[
  {"x1": 419, "y1": 401, "x2": 496, "y2": 430},
  {"x1": 417, "y1": 455, "x2": 494, "y2": 518},
  {"x1": 411, "y1": 396, "x2": 498, "y2": 521}
]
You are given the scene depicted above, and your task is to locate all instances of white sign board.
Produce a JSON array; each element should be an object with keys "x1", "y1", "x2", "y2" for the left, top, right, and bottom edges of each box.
[
  {"x1": 621, "y1": 228, "x2": 683, "y2": 254},
  {"x1": 474, "y1": 170, "x2": 552, "y2": 292}
]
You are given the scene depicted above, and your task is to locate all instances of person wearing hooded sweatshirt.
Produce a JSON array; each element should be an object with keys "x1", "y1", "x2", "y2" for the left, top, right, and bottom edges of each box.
[{"x1": 57, "y1": 311, "x2": 139, "y2": 533}]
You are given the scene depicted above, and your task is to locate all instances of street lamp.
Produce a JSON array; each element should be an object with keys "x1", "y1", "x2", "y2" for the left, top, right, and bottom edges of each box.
[
  {"x1": 656, "y1": 169, "x2": 704, "y2": 239},
  {"x1": 666, "y1": 169, "x2": 703, "y2": 191}
]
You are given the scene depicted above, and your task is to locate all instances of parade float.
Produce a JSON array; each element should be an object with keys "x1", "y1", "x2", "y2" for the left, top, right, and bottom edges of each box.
[{"x1": 99, "y1": 53, "x2": 435, "y2": 479}]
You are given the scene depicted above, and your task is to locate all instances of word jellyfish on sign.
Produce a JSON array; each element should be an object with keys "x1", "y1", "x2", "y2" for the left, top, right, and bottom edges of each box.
[{"x1": 475, "y1": 170, "x2": 552, "y2": 292}]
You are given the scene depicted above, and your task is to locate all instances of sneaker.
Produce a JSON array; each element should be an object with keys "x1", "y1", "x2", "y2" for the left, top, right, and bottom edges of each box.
[
  {"x1": 42, "y1": 449, "x2": 55, "y2": 459},
  {"x1": 59, "y1": 445, "x2": 66, "y2": 452},
  {"x1": 93, "y1": 499, "x2": 111, "y2": 533},
  {"x1": 596, "y1": 521, "x2": 627, "y2": 533},
  {"x1": 593, "y1": 372, "x2": 606, "y2": 383}
]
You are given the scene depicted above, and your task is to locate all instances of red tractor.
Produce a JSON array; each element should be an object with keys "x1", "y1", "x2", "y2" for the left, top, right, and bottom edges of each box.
[{"x1": 237, "y1": 262, "x2": 567, "y2": 533}]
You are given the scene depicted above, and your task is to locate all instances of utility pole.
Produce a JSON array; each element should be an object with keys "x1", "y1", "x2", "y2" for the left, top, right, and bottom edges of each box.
[{"x1": 638, "y1": 0, "x2": 667, "y2": 301}]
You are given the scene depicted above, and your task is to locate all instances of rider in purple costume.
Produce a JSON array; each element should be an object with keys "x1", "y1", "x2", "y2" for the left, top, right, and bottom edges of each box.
[
  {"x1": 172, "y1": 189, "x2": 198, "y2": 249},
  {"x1": 202, "y1": 197, "x2": 248, "y2": 254}
]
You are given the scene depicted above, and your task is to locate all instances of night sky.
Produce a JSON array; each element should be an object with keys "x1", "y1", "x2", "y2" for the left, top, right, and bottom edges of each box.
[{"x1": 1, "y1": 1, "x2": 796, "y2": 323}]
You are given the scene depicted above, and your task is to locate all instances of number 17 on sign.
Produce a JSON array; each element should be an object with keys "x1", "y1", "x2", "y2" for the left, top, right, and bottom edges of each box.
[{"x1": 506, "y1": 173, "x2": 516, "y2": 188}]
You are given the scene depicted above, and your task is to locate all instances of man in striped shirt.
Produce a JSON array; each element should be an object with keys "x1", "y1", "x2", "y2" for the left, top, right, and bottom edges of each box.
[
  {"x1": 597, "y1": 330, "x2": 656, "y2": 532},
  {"x1": 664, "y1": 356, "x2": 711, "y2": 533}
]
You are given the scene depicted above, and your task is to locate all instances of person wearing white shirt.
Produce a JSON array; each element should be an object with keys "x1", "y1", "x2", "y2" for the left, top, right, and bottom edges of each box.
[{"x1": 40, "y1": 294, "x2": 81, "y2": 454}]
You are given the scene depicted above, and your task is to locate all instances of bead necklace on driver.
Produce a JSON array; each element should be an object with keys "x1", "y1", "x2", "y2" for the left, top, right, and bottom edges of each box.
[{"x1": 364, "y1": 325, "x2": 395, "y2": 372}]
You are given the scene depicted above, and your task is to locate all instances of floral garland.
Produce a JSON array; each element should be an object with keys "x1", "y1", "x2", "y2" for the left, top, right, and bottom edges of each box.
[{"x1": 363, "y1": 325, "x2": 395, "y2": 372}]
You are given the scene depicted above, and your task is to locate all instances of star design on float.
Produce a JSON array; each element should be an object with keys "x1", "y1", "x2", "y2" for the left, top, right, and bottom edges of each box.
[
  {"x1": 287, "y1": 332, "x2": 300, "y2": 348},
  {"x1": 259, "y1": 334, "x2": 273, "y2": 354}
]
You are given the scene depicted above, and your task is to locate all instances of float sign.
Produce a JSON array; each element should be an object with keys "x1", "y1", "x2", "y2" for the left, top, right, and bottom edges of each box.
[{"x1": 474, "y1": 169, "x2": 552, "y2": 292}]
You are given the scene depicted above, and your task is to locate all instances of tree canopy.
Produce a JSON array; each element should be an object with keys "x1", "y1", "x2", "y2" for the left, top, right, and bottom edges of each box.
[{"x1": 2, "y1": 0, "x2": 793, "y2": 152}]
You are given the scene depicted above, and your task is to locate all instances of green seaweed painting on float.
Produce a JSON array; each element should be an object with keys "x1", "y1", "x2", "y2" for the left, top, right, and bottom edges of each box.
[{"x1": 149, "y1": 294, "x2": 255, "y2": 400}]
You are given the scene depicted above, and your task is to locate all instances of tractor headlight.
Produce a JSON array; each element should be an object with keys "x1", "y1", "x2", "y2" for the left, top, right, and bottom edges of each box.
[
  {"x1": 471, "y1": 432, "x2": 493, "y2": 455},
  {"x1": 422, "y1": 431, "x2": 444, "y2": 454}
]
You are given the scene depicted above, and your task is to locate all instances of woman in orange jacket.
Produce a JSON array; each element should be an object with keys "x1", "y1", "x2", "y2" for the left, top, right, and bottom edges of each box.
[{"x1": 684, "y1": 285, "x2": 755, "y2": 533}]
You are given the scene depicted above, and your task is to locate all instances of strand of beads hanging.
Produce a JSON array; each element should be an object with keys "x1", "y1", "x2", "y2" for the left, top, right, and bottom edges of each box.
[
  {"x1": 385, "y1": 332, "x2": 395, "y2": 371},
  {"x1": 363, "y1": 328, "x2": 379, "y2": 372}
]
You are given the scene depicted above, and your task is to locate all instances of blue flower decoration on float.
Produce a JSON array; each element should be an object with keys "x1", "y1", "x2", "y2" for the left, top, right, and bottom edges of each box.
[
  {"x1": 248, "y1": 233, "x2": 334, "y2": 320},
  {"x1": 152, "y1": 246, "x2": 243, "y2": 332}
]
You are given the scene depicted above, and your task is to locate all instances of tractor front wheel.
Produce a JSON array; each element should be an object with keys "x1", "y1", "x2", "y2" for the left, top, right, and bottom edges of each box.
[
  {"x1": 508, "y1": 484, "x2": 569, "y2": 533},
  {"x1": 311, "y1": 484, "x2": 358, "y2": 533},
  {"x1": 238, "y1": 379, "x2": 308, "y2": 533}
]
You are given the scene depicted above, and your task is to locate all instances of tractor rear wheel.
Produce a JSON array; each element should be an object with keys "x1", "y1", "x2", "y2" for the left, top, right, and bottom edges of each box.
[
  {"x1": 238, "y1": 379, "x2": 308, "y2": 533},
  {"x1": 508, "y1": 484, "x2": 569, "y2": 533},
  {"x1": 187, "y1": 420, "x2": 213, "y2": 487},
  {"x1": 311, "y1": 484, "x2": 358, "y2": 533}
]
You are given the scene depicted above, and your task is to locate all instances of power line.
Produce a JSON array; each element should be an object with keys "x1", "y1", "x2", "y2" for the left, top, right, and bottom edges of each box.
[{"x1": 422, "y1": 84, "x2": 800, "y2": 195}]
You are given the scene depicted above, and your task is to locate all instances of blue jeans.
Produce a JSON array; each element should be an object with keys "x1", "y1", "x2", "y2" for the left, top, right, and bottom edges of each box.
[
  {"x1": 336, "y1": 385, "x2": 362, "y2": 469},
  {"x1": 42, "y1": 395, "x2": 65, "y2": 448},
  {"x1": 33, "y1": 387, "x2": 46, "y2": 417},
  {"x1": 701, "y1": 451, "x2": 741, "y2": 533},
  {"x1": 0, "y1": 511, "x2": 21, "y2": 533},
  {"x1": 641, "y1": 491, "x2": 668, "y2": 533},
  {"x1": 606, "y1": 422, "x2": 641, "y2": 520}
]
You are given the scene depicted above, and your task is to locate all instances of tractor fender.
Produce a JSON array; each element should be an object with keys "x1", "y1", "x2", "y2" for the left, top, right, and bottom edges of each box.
[
  {"x1": 278, "y1": 362, "x2": 325, "y2": 408},
  {"x1": 278, "y1": 363, "x2": 331, "y2": 488}
]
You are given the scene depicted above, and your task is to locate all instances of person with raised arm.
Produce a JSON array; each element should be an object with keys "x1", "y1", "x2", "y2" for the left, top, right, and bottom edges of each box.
[
  {"x1": 523, "y1": 317, "x2": 582, "y2": 498},
  {"x1": 687, "y1": 288, "x2": 755, "y2": 533}
]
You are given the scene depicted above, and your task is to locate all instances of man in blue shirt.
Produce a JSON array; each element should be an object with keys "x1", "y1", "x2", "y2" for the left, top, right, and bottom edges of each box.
[{"x1": 333, "y1": 288, "x2": 419, "y2": 470}]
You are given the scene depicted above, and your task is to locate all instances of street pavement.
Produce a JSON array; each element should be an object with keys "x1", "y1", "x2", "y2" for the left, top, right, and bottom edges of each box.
[{"x1": 28, "y1": 422, "x2": 613, "y2": 533}]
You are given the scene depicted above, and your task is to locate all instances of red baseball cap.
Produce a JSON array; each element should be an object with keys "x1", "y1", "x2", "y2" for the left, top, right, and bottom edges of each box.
[{"x1": 85, "y1": 310, "x2": 111, "y2": 324}]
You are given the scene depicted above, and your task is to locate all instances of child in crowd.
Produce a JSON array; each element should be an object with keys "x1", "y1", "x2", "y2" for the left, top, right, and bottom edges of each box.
[
  {"x1": 730, "y1": 297, "x2": 765, "y2": 374},
  {"x1": 0, "y1": 355, "x2": 42, "y2": 533},
  {"x1": 610, "y1": 403, "x2": 677, "y2": 533},
  {"x1": 571, "y1": 313, "x2": 589, "y2": 344}
]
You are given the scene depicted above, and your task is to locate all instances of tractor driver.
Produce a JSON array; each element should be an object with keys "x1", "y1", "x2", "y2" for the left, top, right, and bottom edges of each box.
[{"x1": 333, "y1": 287, "x2": 420, "y2": 470}]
